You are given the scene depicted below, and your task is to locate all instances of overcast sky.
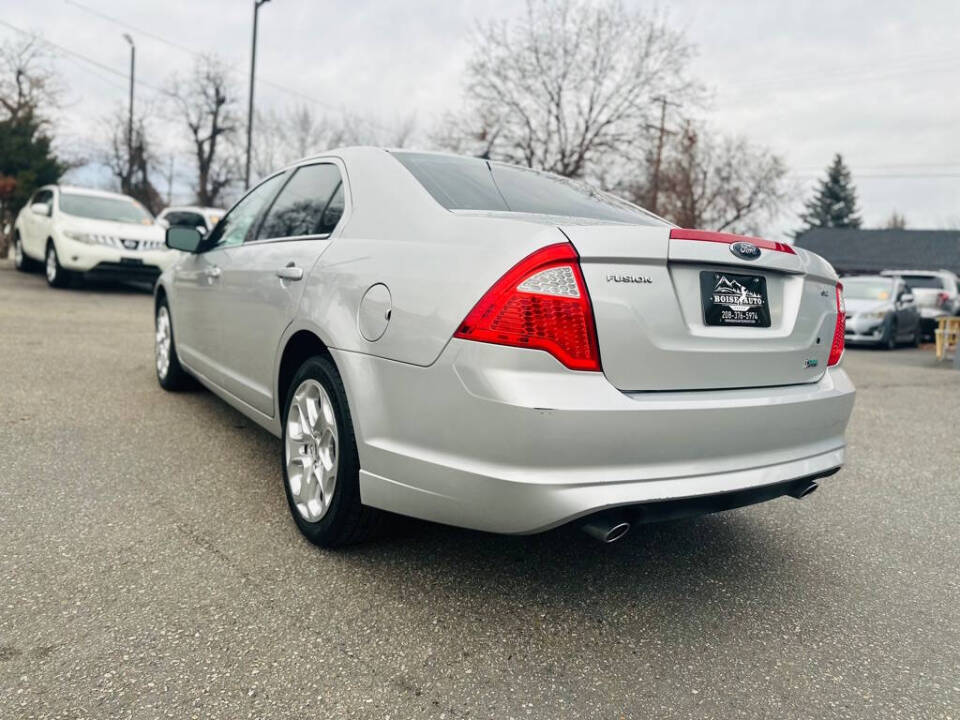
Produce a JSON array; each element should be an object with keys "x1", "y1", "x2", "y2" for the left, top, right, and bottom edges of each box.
[{"x1": 4, "y1": 0, "x2": 959, "y2": 237}]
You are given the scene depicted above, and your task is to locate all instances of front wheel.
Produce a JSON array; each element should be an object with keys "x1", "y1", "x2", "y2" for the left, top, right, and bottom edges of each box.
[
  {"x1": 155, "y1": 300, "x2": 193, "y2": 390},
  {"x1": 881, "y1": 319, "x2": 898, "y2": 350},
  {"x1": 45, "y1": 242, "x2": 72, "y2": 288},
  {"x1": 13, "y1": 234, "x2": 38, "y2": 272},
  {"x1": 282, "y1": 356, "x2": 382, "y2": 548}
]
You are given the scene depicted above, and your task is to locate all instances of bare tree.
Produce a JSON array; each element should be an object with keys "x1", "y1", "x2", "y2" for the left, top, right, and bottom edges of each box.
[
  {"x1": 883, "y1": 211, "x2": 907, "y2": 230},
  {"x1": 168, "y1": 56, "x2": 240, "y2": 207},
  {"x1": 103, "y1": 106, "x2": 163, "y2": 213},
  {"x1": 0, "y1": 36, "x2": 60, "y2": 123},
  {"x1": 642, "y1": 120, "x2": 790, "y2": 235},
  {"x1": 436, "y1": 0, "x2": 700, "y2": 182},
  {"x1": 0, "y1": 36, "x2": 63, "y2": 256},
  {"x1": 251, "y1": 104, "x2": 417, "y2": 179}
]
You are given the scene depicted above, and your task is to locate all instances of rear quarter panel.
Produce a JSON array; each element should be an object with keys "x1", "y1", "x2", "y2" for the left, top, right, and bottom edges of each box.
[{"x1": 296, "y1": 149, "x2": 569, "y2": 366}]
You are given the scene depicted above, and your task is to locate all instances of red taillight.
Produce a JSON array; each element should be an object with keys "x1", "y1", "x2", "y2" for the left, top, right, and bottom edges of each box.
[
  {"x1": 829, "y1": 283, "x2": 845, "y2": 366},
  {"x1": 669, "y1": 228, "x2": 796, "y2": 255},
  {"x1": 937, "y1": 291, "x2": 950, "y2": 307},
  {"x1": 454, "y1": 243, "x2": 602, "y2": 371}
]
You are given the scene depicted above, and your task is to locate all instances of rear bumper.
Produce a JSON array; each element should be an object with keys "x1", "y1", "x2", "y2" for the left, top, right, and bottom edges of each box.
[{"x1": 335, "y1": 340, "x2": 856, "y2": 534}]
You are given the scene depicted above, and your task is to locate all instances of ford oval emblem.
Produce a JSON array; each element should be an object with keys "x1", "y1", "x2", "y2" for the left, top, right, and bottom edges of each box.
[{"x1": 730, "y1": 241, "x2": 761, "y2": 260}]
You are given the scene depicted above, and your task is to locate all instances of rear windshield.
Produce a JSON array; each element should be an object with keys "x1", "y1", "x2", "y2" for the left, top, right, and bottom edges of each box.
[
  {"x1": 60, "y1": 193, "x2": 153, "y2": 224},
  {"x1": 393, "y1": 152, "x2": 664, "y2": 226},
  {"x1": 897, "y1": 275, "x2": 945, "y2": 290},
  {"x1": 843, "y1": 278, "x2": 894, "y2": 300}
]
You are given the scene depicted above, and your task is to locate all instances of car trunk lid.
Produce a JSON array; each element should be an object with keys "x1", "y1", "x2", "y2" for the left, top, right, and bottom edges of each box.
[{"x1": 562, "y1": 225, "x2": 840, "y2": 391}]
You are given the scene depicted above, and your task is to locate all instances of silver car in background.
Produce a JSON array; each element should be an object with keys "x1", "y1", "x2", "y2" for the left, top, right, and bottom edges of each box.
[
  {"x1": 880, "y1": 269, "x2": 960, "y2": 338},
  {"x1": 842, "y1": 275, "x2": 921, "y2": 349},
  {"x1": 153, "y1": 148, "x2": 855, "y2": 547}
]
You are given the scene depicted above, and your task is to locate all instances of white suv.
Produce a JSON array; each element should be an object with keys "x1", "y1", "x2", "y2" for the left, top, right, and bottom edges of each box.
[{"x1": 12, "y1": 185, "x2": 173, "y2": 287}]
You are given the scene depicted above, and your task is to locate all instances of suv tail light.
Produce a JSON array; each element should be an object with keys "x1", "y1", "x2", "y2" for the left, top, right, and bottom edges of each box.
[
  {"x1": 828, "y1": 283, "x2": 845, "y2": 366},
  {"x1": 937, "y1": 291, "x2": 950, "y2": 307},
  {"x1": 454, "y1": 243, "x2": 601, "y2": 371}
]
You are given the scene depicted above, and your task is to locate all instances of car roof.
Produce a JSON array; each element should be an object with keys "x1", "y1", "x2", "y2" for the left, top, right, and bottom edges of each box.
[
  {"x1": 53, "y1": 185, "x2": 142, "y2": 202},
  {"x1": 880, "y1": 269, "x2": 956, "y2": 277}
]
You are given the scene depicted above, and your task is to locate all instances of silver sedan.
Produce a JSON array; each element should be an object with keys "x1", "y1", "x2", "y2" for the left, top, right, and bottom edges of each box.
[{"x1": 154, "y1": 148, "x2": 855, "y2": 546}]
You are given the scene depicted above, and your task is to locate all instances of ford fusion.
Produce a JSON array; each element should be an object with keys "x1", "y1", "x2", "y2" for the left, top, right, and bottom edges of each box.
[
  {"x1": 13, "y1": 185, "x2": 172, "y2": 286},
  {"x1": 154, "y1": 148, "x2": 855, "y2": 546}
]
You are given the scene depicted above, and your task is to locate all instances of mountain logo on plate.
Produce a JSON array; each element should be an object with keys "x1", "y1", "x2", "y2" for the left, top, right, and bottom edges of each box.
[
  {"x1": 730, "y1": 241, "x2": 761, "y2": 260},
  {"x1": 713, "y1": 275, "x2": 764, "y2": 312}
]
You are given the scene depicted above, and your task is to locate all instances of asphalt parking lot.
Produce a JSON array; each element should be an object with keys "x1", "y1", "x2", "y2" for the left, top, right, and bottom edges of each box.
[{"x1": 1, "y1": 259, "x2": 958, "y2": 720}]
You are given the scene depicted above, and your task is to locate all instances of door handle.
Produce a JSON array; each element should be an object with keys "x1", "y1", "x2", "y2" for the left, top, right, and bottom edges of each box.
[
  {"x1": 203, "y1": 266, "x2": 222, "y2": 279},
  {"x1": 276, "y1": 265, "x2": 303, "y2": 281}
]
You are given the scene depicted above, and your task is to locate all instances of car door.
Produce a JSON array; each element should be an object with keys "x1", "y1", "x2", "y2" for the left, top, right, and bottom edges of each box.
[
  {"x1": 209, "y1": 161, "x2": 348, "y2": 416},
  {"x1": 170, "y1": 173, "x2": 287, "y2": 385},
  {"x1": 897, "y1": 282, "x2": 921, "y2": 337},
  {"x1": 23, "y1": 188, "x2": 54, "y2": 258}
]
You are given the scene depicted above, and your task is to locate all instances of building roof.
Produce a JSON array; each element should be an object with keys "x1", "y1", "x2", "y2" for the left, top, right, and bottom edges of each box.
[{"x1": 794, "y1": 228, "x2": 960, "y2": 276}]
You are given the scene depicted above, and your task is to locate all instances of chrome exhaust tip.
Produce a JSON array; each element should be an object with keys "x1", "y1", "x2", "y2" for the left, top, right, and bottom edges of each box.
[
  {"x1": 787, "y1": 480, "x2": 819, "y2": 499},
  {"x1": 581, "y1": 515, "x2": 632, "y2": 543}
]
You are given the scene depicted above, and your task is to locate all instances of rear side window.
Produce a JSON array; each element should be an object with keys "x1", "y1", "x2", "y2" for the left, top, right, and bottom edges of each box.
[
  {"x1": 899, "y1": 275, "x2": 945, "y2": 289},
  {"x1": 393, "y1": 152, "x2": 664, "y2": 226},
  {"x1": 256, "y1": 163, "x2": 344, "y2": 240}
]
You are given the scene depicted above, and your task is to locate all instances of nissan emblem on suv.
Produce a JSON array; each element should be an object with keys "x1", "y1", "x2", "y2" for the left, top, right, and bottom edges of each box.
[{"x1": 730, "y1": 241, "x2": 761, "y2": 260}]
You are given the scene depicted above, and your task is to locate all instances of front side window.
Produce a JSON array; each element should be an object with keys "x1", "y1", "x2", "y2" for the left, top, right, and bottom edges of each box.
[
  {"x1": 205, "y1": 173, "x2": 286, "y2": 249},
  {"x1": 393, "y1": 151, "x2": 665, "y2": 226},
  {"x1": 33, "y1": 189, "x2": 53, "y2": 206},
  {"x1": 256, "y1": 164, "x2": 344, "y2": 240},
  {"x1": 59, "y1": 193, "x2": 153, "y2": 224}
]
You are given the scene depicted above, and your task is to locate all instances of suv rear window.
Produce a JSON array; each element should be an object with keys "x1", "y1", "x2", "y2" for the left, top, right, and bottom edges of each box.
[
  {"x1": 898, "y1": 275, "x2": 945, "y2": 289},
  {"x1": 393, "y1": 152, "x2": 663, "y2": 226}
]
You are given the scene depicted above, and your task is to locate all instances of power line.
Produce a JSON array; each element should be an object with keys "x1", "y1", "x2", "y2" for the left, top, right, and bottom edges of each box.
[
  {"x1": 0, "y1": 19, "x2": 165, "y2": 95},
  {"x1": 61, "y1": 0, "x2": 391, "y2": 130}
]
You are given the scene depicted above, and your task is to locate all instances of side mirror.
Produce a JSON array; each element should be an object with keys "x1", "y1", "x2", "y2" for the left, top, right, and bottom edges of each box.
[
  {"x1": 166, "y1": 226, "x2": 204, "y2": 253},
  {"x1": 900, "y1": 293, "x2": 915, "y2": 304},
  {"x1": 30, "y1": 202, "x2": 51, "y2": 217}
]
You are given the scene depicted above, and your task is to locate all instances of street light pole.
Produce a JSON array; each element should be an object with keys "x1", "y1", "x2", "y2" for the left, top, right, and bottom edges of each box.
[
  {"x1": 123, "y1": 33, "x2": 135, "y2": 183},
  {"x1": 244, "y1": 0, "x2": 271, "y2": 190}
]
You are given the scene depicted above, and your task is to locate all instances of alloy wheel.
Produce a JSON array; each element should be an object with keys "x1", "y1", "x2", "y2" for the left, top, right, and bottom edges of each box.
[
  {"x1": 284, "y1": 379, "x2": 339, "y2": 522},
  {"x1": 46, "y1": 246, "x2": 59, "y2": 284},
  {"x1": 155, "y1": 306, "x2": 172, "y2": 379}
]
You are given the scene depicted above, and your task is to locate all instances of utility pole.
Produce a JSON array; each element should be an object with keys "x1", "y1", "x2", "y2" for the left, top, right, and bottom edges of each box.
[
  {"x1": 166, "y1": 156, "x2": 175, "y2": 207},
  {"x1": 123, "y1": 33, "x2": 135, "y2": 189},
  {"x1": 648, "y1": 95, "x2": 679, "y2": 215},
  {"x1": 244, "y1": 0, "x2": 271, "y2": 190}
]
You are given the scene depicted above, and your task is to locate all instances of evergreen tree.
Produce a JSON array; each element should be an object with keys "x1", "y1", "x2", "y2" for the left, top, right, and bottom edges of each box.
[
  {"x1": 798, "y1": 153, "x2": 861, "y2": 232},
  {"x1": 0, "y1": 111, "x2": 66, "y2": 223}
]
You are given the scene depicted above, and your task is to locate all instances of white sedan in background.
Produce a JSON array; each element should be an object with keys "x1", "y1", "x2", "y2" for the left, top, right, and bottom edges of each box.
[
  {"x1": 156, "y1": 205, "x2": 226, "y2": 236},
  {"x1": 154, "y1": 147, "x2": 855, "y2": 547},
  {"x1": 13, "y1": 185, "x2": 172, "y2": 287}
]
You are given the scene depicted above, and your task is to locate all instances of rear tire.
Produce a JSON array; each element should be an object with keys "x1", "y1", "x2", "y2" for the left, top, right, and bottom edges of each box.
[
  {"x1": 155, "y1": 299, "x2": 193, "y2": 391},
  {"x1": 281, "y1": 356, "x2": 382, "y2": 548},
  {"x1": 13, "y1": 234, "x2": 39, "y2": 272},
  {"x1": 45, "y1": 241, "x2": 73, "y2": 288}
]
